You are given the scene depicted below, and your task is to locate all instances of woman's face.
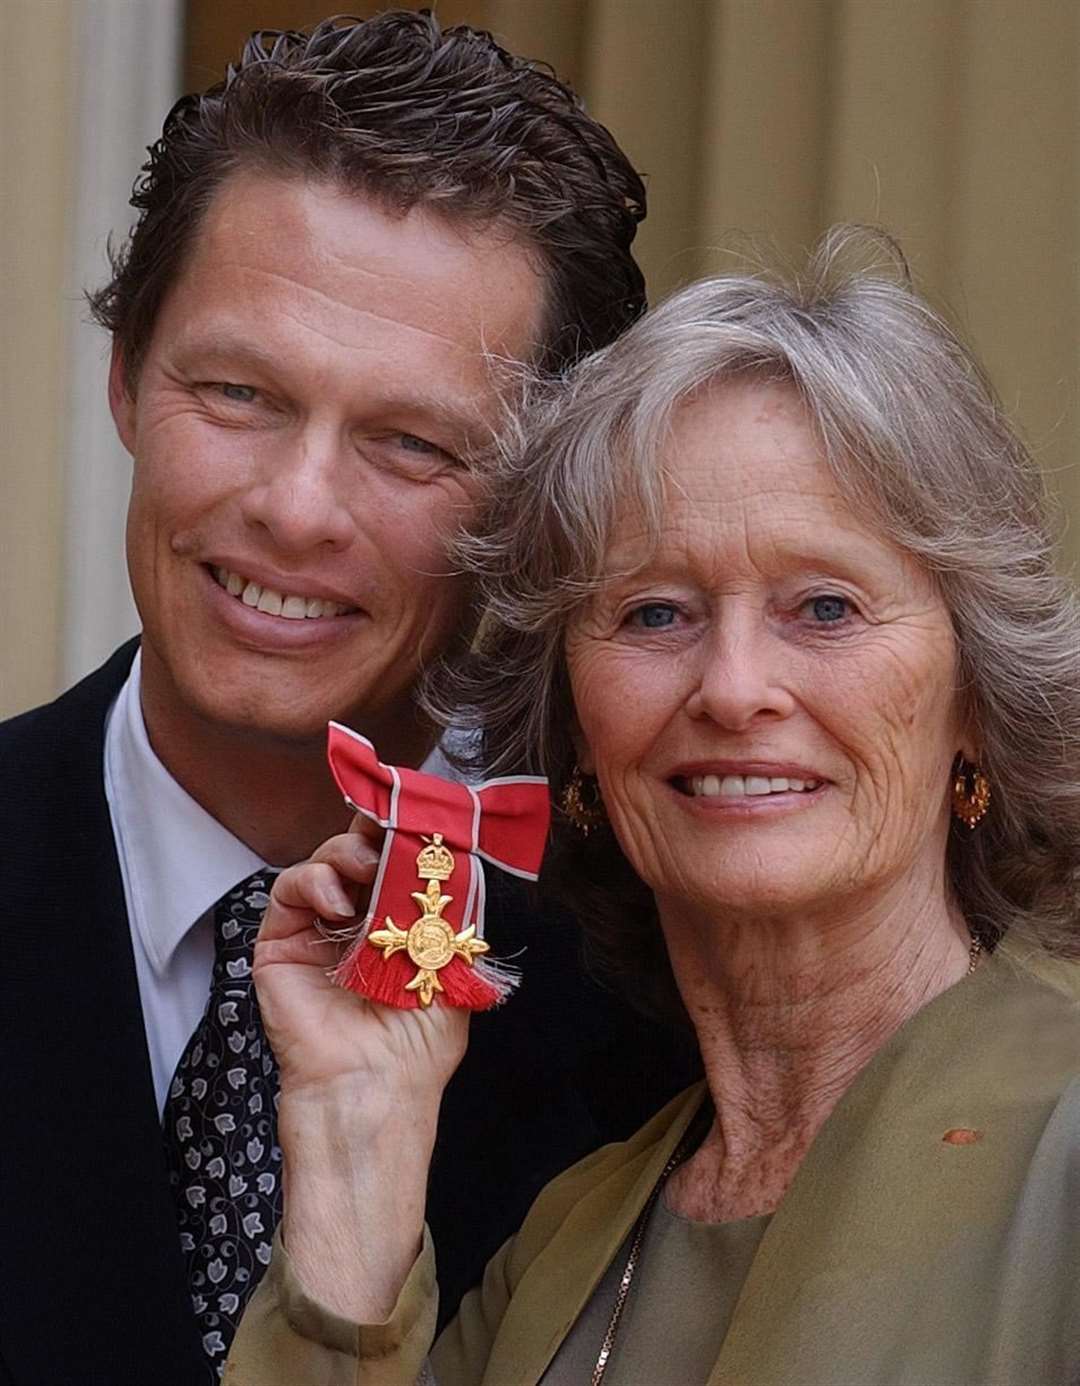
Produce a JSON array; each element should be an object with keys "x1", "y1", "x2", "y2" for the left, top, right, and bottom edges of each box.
[{"x1": 565, "y1": 378, "x2": 970, "y2": 924}]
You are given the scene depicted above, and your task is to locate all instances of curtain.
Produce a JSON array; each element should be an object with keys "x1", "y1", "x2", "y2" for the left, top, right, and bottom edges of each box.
[
  {"x1": 0, "y1": 0, "x2": 181, "y2": 718},
  {"x1": 183, "y1": 0, "x2": 1080, "y2": 572}
]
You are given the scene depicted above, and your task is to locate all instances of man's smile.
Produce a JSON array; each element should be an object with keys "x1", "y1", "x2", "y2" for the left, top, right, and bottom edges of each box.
[{"x1": 209, "y1": 564, "x2": 359, "y2": 620}]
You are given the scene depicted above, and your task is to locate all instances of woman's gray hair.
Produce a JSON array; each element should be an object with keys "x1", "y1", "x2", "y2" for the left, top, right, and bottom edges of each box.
[{"x1": 430, "y1": 226, "x2": 1080, "y2": 1018}]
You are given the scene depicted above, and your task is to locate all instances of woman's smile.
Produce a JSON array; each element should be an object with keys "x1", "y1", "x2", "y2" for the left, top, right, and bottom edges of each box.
[{"x1": 671, "y1": 769, "x2": 828, "y2": 812}]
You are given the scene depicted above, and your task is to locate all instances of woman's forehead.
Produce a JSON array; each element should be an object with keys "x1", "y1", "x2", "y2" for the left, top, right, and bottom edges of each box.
[{"x1": 599, "y1": 379, "x2": 933, "y2": 591}]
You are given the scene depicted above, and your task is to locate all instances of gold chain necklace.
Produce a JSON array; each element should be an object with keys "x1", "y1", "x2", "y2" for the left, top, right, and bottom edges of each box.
[{"x1": 591, "y1": 933, "x2": 984, "y2": 1385}]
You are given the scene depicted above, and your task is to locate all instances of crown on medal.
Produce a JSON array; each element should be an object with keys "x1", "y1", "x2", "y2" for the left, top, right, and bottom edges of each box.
[{"x1": 416, "y1": 832, "x2": 456, "y2": 881}]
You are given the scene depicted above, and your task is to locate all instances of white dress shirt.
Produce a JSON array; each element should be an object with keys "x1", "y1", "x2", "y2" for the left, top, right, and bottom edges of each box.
[
  {"x1": 104, "y1": 652, "x2": 273, "y2": 1113},
  {"x1": 103, "y1": 649, "x2": 456, "y2": 1115}
]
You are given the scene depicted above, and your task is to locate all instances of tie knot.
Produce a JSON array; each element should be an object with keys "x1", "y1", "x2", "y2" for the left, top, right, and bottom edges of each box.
[{"x1": 211, "y1": 871, "x2": 277, "y2": 987}]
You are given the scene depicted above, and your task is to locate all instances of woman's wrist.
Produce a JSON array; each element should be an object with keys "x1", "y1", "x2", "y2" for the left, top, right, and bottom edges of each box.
[{"x1": 278, "y1": 1088, "x2": 440, "y2": 1321}]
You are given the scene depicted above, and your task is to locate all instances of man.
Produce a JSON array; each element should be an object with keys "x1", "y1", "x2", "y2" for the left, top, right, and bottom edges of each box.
[{"x1": 0, "y1": 13, "x2": 696, "y2": 1386}]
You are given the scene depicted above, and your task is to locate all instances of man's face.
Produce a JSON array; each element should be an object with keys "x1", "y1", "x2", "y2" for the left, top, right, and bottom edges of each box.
[{"x1": 111, "y1": 173, "x2": 544, "y2": 749}]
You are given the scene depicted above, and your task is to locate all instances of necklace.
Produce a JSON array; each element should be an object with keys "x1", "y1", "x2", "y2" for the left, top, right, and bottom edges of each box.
[
  {"x1": 592, "y1": 934, "x2": 985, "y2": 1384},
  {"x1": 592, "y1": 1102, "x2": 711, "y2": 1386}
]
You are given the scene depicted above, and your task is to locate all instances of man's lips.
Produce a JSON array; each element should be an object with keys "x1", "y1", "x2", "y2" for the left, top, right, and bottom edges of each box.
[{"x1": 206, "y1": 562, "x2": 361, "y2": 621}]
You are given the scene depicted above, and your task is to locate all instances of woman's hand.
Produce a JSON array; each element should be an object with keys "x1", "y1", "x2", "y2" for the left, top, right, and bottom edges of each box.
[
  {"x1": 254, "y1": 817, "x2": 468, "y2": 1102},
  {"x1": 254, "y1": 817, "x2": 469, "y2": 1321}
]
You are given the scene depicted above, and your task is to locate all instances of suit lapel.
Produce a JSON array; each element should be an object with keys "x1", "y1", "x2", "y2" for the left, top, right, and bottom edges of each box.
[{"x1": 0, "y1": 642, "x2": 205, "y2": 1384}]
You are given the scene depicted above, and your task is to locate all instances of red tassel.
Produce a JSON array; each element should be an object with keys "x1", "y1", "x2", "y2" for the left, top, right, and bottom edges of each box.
[{"x1": 333, "y1": 927, "x2": 517, "y2": 1011}]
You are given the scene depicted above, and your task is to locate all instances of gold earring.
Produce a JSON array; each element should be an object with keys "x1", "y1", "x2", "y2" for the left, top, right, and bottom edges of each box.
[
  {"x1": 952, "y1": 759, "x2": 991, "y2": 829},
  {"x1": 560, "y1": 766, "x2": 606, "y2": 836}
]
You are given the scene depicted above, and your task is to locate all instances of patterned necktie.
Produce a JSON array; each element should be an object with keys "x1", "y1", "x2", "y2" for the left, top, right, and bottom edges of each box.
[{"x1": 162, "y1": 870, "x2": 281, "y2": 1381}]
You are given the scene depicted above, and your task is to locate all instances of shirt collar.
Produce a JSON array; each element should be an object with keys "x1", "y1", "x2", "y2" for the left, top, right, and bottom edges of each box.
[
  {"x1": 104, "y1": 652, "x2": 457, "y2": 979},
  {"x1": 104, "y1": 650, "x2": 270, "y2": 977}
]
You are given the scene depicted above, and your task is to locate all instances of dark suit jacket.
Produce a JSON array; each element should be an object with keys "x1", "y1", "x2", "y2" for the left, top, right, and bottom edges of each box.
[{"x1": 0, "y1": 642, "x2": 698, "y2": 1386}]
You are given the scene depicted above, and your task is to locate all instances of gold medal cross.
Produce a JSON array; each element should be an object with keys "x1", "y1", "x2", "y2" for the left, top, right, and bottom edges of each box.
[{"x1": 367, "y1": 833, "x2": 489, "y2": 1006}]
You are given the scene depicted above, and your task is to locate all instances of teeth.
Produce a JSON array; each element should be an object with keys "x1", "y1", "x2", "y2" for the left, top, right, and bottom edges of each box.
[
  {"x1": 688, "y1": 775, "x2": 818, "y2": 798},
  {"x1": 212, "y1": 566, "x2": 354, "y2": 619}
]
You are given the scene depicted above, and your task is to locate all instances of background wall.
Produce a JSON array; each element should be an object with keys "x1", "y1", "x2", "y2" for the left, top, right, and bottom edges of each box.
[{"x1": 3, "y1": 0, "x2": 1079, "y2": 718}]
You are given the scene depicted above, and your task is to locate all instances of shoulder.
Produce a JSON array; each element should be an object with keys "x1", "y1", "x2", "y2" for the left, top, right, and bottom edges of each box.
[
  {"x1": 979, "y1": 936, "x2": 1080, "y2": 1091},
  {"x1": 0, "y1": 640, "x2": 137, "y2": 862},
  {"x1": 503, "y1": 1083, "x2": 705, "y2": 1281}
]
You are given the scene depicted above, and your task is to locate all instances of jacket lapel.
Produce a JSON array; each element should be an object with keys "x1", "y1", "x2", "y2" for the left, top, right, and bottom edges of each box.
[{"x1": 479, "y1": 1087, "x2": 704, "y2": 1386}]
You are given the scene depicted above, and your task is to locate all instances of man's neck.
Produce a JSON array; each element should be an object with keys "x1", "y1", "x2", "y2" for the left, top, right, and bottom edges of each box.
[{"x1": 139, "y1": 664, "x2": 435, "y2": 867}]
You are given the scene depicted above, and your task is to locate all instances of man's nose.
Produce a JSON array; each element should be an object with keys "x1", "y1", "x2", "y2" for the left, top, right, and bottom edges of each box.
[
  {"x1": 240, "y1": 425, "x2": 355, "y2": 553},
  {"x1": 684, "y1": 615, "x2": 796, "y2": 730}
]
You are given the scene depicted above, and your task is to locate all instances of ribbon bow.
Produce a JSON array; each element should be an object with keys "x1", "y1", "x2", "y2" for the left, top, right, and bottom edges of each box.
[{"x1": 326, "y1": 722, "x2": 551, "y2": 1010}]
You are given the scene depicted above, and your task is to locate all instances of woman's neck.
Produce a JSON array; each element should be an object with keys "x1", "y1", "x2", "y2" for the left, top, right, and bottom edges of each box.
[{"x1": 662, "y1": 872, "x2": 973, "y2": 1222}]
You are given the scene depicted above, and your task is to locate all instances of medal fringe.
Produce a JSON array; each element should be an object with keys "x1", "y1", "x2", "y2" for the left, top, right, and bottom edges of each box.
[{"x1": 332, "y1": 916, "x2": 519, "y2": 1011}]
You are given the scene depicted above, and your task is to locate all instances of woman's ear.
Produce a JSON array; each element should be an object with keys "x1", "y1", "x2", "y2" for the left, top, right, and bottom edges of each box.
[{"x1": 569, "y1": 720, "x2": 596, "y2": 776}]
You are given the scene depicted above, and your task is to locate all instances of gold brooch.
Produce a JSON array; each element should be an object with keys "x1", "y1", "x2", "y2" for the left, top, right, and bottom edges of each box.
[{"x1": 367, "y1": 833, "x2": 490, "y2": 1006}]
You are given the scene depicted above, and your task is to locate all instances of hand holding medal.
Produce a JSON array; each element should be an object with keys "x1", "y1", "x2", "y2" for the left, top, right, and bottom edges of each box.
[
  {"x1": 324, "y1": 722, "x2": 551, "y2": 1011},
  {"x1": 250, "y1": 725, "x2": 552, "y2": 1319}
]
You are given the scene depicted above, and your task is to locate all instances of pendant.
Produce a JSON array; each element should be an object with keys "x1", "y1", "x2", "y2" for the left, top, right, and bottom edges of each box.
[{"x1": 367, "y1": 834, "x2": 490, "y2": 1006}]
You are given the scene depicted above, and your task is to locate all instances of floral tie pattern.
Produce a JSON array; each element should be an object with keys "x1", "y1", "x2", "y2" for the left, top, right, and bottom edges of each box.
[{"x1": 163, "y1": 871, "x2": 281, "y2": 1380}]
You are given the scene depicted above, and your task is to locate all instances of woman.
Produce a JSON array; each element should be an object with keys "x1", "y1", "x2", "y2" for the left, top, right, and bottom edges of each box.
[{"x1": 226, "y1": 230, "x2": 1080, "y2": 1385}]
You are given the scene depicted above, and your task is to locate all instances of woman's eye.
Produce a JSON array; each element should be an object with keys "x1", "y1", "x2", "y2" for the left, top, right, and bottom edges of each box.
[
  {"x1": 628, "y1": 603, "x2": 678, "y2": 629},
  {"x1": 807, "y1": 594, "x2": 851, "y2": 623},
  {"x1": 220, "y1": 383, "x2": 257, "y2": 403},
  {"x1": 398, "y1": 433, "x2": 437, "y2": 454}
]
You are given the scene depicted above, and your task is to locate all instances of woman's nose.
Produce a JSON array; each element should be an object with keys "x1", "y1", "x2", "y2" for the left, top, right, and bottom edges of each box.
[
  {"x1": 240, "y1": 426, "x2": 355, "y2": 554},
  {"x1": 684, "y1": 620, "x2": 796, "y2": 729}
]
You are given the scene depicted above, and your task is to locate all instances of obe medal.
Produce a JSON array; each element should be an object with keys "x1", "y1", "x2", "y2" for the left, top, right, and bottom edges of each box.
[{"x1": 367, "y1": 833, "x2": 490, "y2": 1006}]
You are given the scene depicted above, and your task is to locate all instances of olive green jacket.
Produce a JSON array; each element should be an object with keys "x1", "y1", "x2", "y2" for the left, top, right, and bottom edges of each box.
[{"x1": 226, "y1": 938, "x2": 1080, "y2": 1385}]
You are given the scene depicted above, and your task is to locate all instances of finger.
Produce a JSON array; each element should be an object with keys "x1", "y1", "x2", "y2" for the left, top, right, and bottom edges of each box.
[
  {"x1": 255, "y1": 926, "x2": 343, "y2": 975},
  {"x1": 261, "y1": 861, "x2": 357, "y2": 941},
  {"x1": 349, "y1": 811, "x2": 386, "y2": 852},
  {"x1": 309, "y1": 831, "x2": 381, "y2": 886}
]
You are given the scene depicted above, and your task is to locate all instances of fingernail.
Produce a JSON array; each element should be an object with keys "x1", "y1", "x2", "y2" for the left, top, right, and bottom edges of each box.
[{"x1": 325, "y1": 884, "x2": 355, "y2": 918}]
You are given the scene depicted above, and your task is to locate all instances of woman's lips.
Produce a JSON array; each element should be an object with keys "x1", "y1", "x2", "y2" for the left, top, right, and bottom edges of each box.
[{"x1": 676, "y1": 772, "x2": 824, "y2": 799}]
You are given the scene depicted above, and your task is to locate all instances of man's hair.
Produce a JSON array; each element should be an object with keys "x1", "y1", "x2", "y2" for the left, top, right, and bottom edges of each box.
[{"x1": 90, "y1": 10, "x2": 647, "y2": 384}]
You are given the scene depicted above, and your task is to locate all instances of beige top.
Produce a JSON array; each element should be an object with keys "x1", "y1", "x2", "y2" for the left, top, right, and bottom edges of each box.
[
  {"x1": 539, "y1": 1198, "x2": 771, "y2": 1384},
  {"x1": 225, "y1": 937, "x2": 1080, "y2": 1386}
]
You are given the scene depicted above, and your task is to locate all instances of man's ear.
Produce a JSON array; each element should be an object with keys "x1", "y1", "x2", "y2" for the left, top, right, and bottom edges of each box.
[{"x1": 107, "y1": 339, "x2": 136, "y2": 455}]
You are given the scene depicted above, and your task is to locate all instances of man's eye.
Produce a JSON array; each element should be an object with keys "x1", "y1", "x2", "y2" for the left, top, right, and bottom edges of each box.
[
  {"x1": 220, "y1": 383, "x2": 257, "y2": 403},
  {"x1": 628, "y1": 603, "x2": 678, "y2": 629},
  {"x1": 807, "y1": 594, "x2": 851, "y2": 623}
]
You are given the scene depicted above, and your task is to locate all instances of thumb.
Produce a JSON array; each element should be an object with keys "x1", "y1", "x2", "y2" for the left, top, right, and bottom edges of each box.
[{"x1": 349, "y1": 811, "x2": 386, "y2": 854}]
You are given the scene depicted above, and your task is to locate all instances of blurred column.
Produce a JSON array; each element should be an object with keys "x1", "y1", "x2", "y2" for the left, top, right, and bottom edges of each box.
[
  {"x1": 62, "y1": 0, "x2": 182, "y2": 688},
  {"x1": 0, "y1": 0, "x2": 73, "y2": 718}
]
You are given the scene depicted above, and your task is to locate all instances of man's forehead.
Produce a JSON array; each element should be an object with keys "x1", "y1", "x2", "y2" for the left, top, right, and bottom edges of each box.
[{"x1": 169, "y1": 173, "x2": 545, "y2": 374}]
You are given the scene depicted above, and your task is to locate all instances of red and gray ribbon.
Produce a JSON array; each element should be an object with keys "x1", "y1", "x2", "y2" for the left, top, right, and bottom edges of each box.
[{"x1": 325, "y1": 722, "x2": 551, "y2": 1010}]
